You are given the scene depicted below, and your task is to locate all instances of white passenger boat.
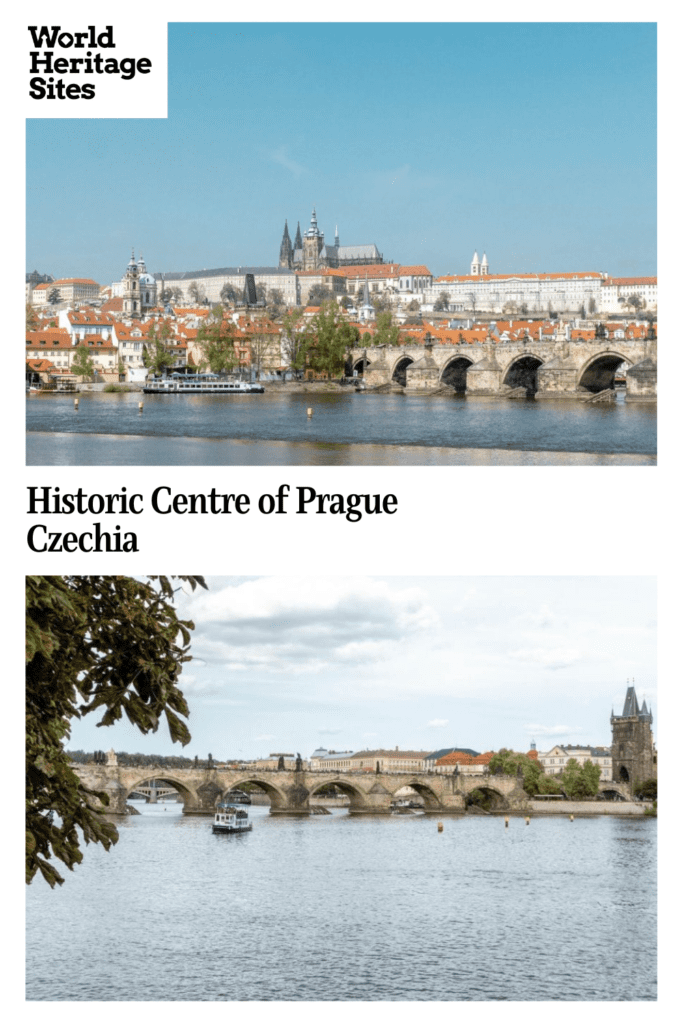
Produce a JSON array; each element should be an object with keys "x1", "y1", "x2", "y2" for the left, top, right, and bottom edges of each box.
[
  {"x1": 212, "y1": 803, "x2": 253, "y2": 834},
  {"x1": 143, "y1": 373, "x2": 264, "y2": 394}
]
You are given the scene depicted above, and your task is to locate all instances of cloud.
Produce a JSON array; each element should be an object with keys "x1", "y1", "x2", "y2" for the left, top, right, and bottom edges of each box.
[
  {"x1": 524, "y1": 723, "x2": 576, "y2": 736},
  {"x1": 188, "y1": 577, "x2": 438, "y2": 674},
  {"x1": 508, "y1": 647, "x2": 583, "y2": 670},
  {"x1": 427, "y1": 719, "x2": 449, "y2": 728},
  {"x1": 267, "y1": 145, "x2": 307, "y2": 178}
]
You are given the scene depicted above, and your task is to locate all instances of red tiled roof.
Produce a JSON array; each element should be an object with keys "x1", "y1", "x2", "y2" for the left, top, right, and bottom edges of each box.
[
  {"x1": 435, "y1": 272, "x2": 603, "y2": 283},
  {"x1": 399, "y1": 265, "x2": 432, "y2": 276}
]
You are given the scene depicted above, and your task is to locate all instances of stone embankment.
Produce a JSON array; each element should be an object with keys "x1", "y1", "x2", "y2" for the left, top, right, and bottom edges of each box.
[{"x1": 528, "y1": 800, "x2": 653, "y2": 815}]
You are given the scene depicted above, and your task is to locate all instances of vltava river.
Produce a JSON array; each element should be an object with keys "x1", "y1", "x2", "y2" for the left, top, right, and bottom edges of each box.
[
  {"x1": 26, "y1": 391, "x2": 656, "y2": 465},
  {"x1": 26, "y1": 804, "x2": 656, "y2": 1000}
]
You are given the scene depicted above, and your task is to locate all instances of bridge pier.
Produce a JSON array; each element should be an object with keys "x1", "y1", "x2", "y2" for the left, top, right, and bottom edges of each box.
[
  {"x1": 625, "y1": 356, "x2": 657, "y2": 402},
  {"x1": 463, "y1": 347, "x2": 502, "y2": 396}
]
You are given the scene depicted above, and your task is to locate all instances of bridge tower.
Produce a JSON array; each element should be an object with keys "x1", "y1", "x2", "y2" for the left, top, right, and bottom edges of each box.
[{"x1": 610, "y1": 683, "x2": 656, "y2": 790}]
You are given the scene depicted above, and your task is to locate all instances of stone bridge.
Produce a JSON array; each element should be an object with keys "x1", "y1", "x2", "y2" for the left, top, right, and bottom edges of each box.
[
  {"x1": 349, "y1": 337, "x2": 656, "y2": 401},
  {"x1": 73, "y1": 765, "x2": 538, "y2": 816}
]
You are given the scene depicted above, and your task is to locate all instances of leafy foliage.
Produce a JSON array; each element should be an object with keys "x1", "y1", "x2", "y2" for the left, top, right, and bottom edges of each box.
[
  {"x1": 26, "y1": 575, "x2": 206, "y2": 888},
  {"x1": 70, "y1": 346, "x2": 96, "y2": 380},
  {"x1": 301, "y1": 301, "x2": 356, "y2": 377},
  {"x1": 487, "y1": 748, "x2": 547, "y2": 795},
  {"x1": 196, "y1": 308, "x2": 239, "y2": 373},
  {"x1": 560, "y1": 758, "x2": 601, "y2": 799},
  {"x1": 143, "y1": 321, "x2": 176, "y2": 375},
  {"x1": 633, "y1": 778, "x2": 657, "y2": 801},
  {"x1": 373, "y1": 311, "x2": 404, "y2": 347}
]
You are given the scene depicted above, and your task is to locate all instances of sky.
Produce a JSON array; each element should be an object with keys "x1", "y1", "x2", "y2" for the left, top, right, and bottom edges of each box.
[
  {"x1": 67, "y1": 576, "x2": 657, "y2": 761},
  {"x1": 26, "y1": 22, "x2": 657, "y2": 288}
]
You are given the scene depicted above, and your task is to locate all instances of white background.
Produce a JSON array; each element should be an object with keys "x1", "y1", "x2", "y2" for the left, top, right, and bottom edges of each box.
[{"x1": 8, "y1": 1, "x2": 677, "y2": 1021}]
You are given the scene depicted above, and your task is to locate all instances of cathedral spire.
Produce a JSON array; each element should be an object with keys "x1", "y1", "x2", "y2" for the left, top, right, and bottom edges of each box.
[{"x1": 279, "y1": 220, "x2": 293, "y2": 268}]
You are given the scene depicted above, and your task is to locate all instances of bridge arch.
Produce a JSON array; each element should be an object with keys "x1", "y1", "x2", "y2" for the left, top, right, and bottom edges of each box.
[
  {"x1": 501, "y1": 353, "x2": 544, "y2": 394},
  {"x1": 308, "y1": 778, "x2": 372, "y2": 812},
  {"x1": 352, "y1": 357, "x2": 371, "y2": 376},
  {"x1": 229, "y1": 777, "x2": 290, "y2": 811},
  {"x1": 440, "y1": 355, "x2": 474, "y2": 392},
  {"x1": 464, "y1": 783, "x2": 510, "y2": 812},
  {"x1": 396, "y1": 779, "x2": 443, "y2": 811},
  {"x1": 578, "y1": 351, "x2": 633, "y2": 393},
  {"x1": 123, "y1": 774, "x2": 200, "y2": 811},
  {"x1": 391, "y1": 355, "x2": 414, "y2": 386}
]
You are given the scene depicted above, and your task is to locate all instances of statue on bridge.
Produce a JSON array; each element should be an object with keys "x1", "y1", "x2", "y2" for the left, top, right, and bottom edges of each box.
[
  {"x1": 295, "y1": 753, "x2": 303, "y2": 771},
  {"x1": 277, "y1": 756, "x2": 285, "y2": 770}
]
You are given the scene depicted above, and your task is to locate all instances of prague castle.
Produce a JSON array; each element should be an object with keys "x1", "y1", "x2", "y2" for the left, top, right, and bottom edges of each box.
[{"x1": 279, "y1": 208, "x2": 383, "y2": 271}]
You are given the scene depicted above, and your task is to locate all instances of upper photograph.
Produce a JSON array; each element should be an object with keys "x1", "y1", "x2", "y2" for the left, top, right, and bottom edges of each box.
[{"x1": 25, "y1": 22, "x2": 657, "y2": 466}]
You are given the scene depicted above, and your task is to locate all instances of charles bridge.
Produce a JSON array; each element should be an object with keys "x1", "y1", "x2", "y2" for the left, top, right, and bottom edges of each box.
[
  {"x1": 72, "y1": 764, "x2": 631, "y2": 816},
  {"x1": 349, "y1": 336, "x2": 657, "y2": 401}
]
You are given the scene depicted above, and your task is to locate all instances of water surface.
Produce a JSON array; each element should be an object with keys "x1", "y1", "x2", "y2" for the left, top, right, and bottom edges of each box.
[{"x1": 26, "y1": 805, "x2": 656, "y2": 1001}]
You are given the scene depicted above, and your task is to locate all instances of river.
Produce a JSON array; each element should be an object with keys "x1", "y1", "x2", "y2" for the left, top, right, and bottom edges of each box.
[
  {"x1": 26, "y1": 391, "x2": 656, "y2": 465},
  {"x1": 25, "y1": 804, "x2": 656, "y2": 1001}
]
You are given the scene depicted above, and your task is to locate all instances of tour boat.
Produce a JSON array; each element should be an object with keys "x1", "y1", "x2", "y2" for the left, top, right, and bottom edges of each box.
[
  {"x1": 142, "y1": 373, "x2": 264, "y2": 394},
  {"x1": 212, "y1": 803, "x2": 253, "y2": 834}
]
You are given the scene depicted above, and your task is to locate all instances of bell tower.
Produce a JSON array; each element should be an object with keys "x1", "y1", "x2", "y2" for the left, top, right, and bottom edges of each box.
[
  {"x1": 610, "y1": 683, "x2": 656, "y2": 790},
  {"x1": 302, "y1": 208, "x2": 324, "y2": 271},
  {"x1": 123, "y1": 249, "x2": 141, "y2": 319}
]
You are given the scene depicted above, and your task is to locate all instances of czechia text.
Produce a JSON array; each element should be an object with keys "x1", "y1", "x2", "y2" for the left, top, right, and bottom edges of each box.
[{"x1": 28, "y1": 523, "x2": 138, "y2": 553}]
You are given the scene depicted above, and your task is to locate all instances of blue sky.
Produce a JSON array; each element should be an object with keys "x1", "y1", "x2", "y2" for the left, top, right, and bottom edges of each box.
[
  {"x1": 26, "y1": 22, "x2": 656, "y2": 288},
  {"x1": 67, "y1": 576, "x2": 657, "y2": 762}
]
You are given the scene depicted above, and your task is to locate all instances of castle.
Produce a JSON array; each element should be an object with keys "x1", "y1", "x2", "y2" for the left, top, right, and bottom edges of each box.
[
  {"x1": 278, "y1": 208, "x2": 383, "y2": 271},
  {"x1": 610, "y1": 684, "x2": 657, "y2": 789}
]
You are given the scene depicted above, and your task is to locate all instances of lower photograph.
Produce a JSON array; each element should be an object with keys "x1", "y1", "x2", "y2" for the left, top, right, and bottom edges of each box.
[{"x1": 26, "y1": 575, "x2": 657, "y2": 1001}]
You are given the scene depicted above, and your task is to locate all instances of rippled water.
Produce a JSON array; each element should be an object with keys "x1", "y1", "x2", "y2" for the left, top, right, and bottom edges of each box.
[
  {"x1": 26, "y1": 805, "x2": 656, "y2": 1000},
  {"x1": 26, "y1": 391, "x2": 656, "y2": 465}
]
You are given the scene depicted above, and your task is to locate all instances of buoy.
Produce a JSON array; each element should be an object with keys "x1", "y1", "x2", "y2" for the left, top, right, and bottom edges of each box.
[
  {"x1": 437, "y1": 821, "x2": 443, "y2": 832},
  {"x1": 525, "y1": 816, "x2": 530, "y2": 825},
  {"x1": 307, "y1": 407, "x2": 313, "y2": 417},
  {"x1": 505, "y1": 816, "x2": 509, "y2": 828},
  {"x1": 74, "y1": 397, "x2": 79, "y2": 409},
  {"x1": 570, "y1": 814, "x2": 574, "y2": 822},
  {"x1": 138, "y1": 401, "x2": 144, "y2": 412}
]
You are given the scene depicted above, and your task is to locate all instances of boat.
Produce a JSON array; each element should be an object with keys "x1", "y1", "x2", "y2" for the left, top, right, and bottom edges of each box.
[
  {"x1": 143, "y1": 372, "x2": 264, "y2": 394},
  {"x1": 212, "y1": 802, "x2": 253, "y2": 834}
]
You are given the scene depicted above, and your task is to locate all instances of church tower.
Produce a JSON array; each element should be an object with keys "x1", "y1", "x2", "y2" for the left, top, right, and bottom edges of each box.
[
  {"x1": 302, "y1": 208, "x2": 324, "y2": 271},
  {"x1": 123, "y1": 249, "x2": 141, "y2": 319},
  {"x1": 279, "y1": 220, "x2": 293, "y2": 269},
  {"x1": 471, "y1": 251, "x2": 481, "y2": 276},
  {"x1": 294, "y1": 222, "x2": 303, "y2": 253},
  {"x1": 611, "y1": 684, "x2": 656, "y2": 790},
  {"x1": 480, "y1": 252, "x2": 489, "y2": 275}
]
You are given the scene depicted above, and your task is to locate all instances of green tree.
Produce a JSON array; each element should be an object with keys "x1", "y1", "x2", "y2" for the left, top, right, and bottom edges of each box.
[
  {"x1": 196, "y1": 307, "x2": 239, "y2": 374},
  {"x1": 143, "y1": 321, "x2": 176, "y2": 376},
  {"x1": 373, "y1": 311, "x2": 403, "y2": 347},
  {"x1": 70, "y1": 345, "x2": 96, "y2": 380},
  {"x1": 280, "y1": 308, "x2": 307, "y2": 374},
  {"x1": 633, "y1": 778, "x2": 657, "y2": 801},
  {"x1": 26, "y1": 575, "x2": 207, "y2": 888},
  {"x1": 487, "y1": 748, "x2": 545, "y2": 795},
  {"x1": 26, "y1": 302, "x2": 38, "y2": 332},
  {"x1": 47, "y1": 287, "x2": 62, "y2": 305},
  {"x1": 301, "y1": 300, "x2": 350, "y2": 377},
  {"x1": 560, "y1": 758, "x2": 601, "y2": 799}
]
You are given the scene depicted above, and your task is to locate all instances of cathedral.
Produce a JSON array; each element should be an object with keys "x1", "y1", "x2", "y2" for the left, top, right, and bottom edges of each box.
[
  {"x1": 610, "y1": 684, "x2": 656, "y2": 789},
  {"x1": 279, "y1": 208, "x2": 383, "y2": 271}
]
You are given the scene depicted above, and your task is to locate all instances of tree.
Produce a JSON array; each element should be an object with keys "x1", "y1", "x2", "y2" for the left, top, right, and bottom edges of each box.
[
  {"x1": 220, "y1": 282, "x2": 241, "y2": 305},
  {"x1": 407, "y1": 299, "x2": 420, "y2": 312},
  {"x1": 433, "y1": 291, "x2": 450, "y2": 312},
  {"x1": 196, "y1": 307, "x2": 239, "y2": 374},
  {"x1": 187, "y1": 281, "x2": 206, "y2": 305},
  {"x1": 373, "y1": 311, "x2": 403, "y2": 347},
  {"x1": 588, "y1": 296, "x2": 597, "y2": 315},
  {"x1": 26, "y1": 575, "x2": 207, "y2": 888},
  {"x1": 634, "y1": 778, "x2": 657, "y2": 801},
  {"x1": 560, "y1": 758, "x2": 601, "y2": 799},
  {"x1": 300, "y1": 300, "x2": 349, "y2": 377},
  {"x1": 26, "y1": 302, "x2": 38, "y2": 332},
  {"x1": 143, "y1": 321, "x2": 176, "y2": 376},
  {"x1": 307, "y1": 283, "x2": 334, "y2": 306},
  {"x1": 579, "y1": 303, "x2": 587, "y2": 319},
  {"x1": 70, "y1": 345, "x2": 96, "y2": 380},
  {"x1": 625, "y1": 294, "x2": 643, "y2": 317},
  {"x1": 487, "y1": 748, "x2": 546, "y2": 796},
  {"x1": 280, "y1": 308, "x2": 307, "y2": 374},
  {"x1": 266, "y1": 288, "x2": 286, "y2": 316},
  {"x1": 47, "y1": 287, "x2": 62, "y2": 305},
  {"x1": 372, "y1": 291, "x2": 394, "y2": 314}
]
